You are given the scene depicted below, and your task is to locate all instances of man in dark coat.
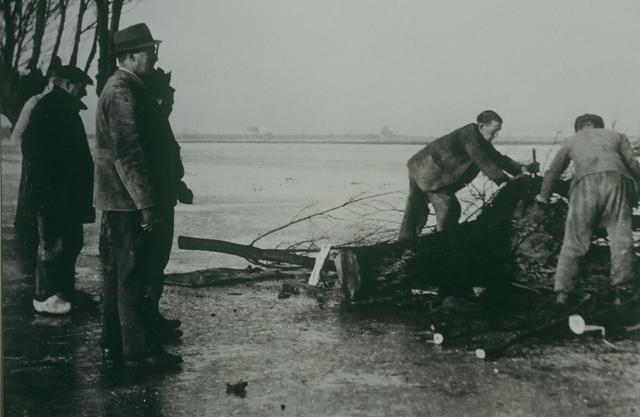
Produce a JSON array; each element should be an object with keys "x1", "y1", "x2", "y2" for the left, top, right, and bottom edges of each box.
[
  {"x1": 94, "y1": 23, "x2": 183, "y2": 367},
  {"x1": 21, "y1": 65, "x2": 95, "y2": 314},
  {"x1": 398, "y1": 110, "x2": 538, "y2": 240},
  {"x1": 139, "y1": 67, "x2": 193, "y2": 331}
]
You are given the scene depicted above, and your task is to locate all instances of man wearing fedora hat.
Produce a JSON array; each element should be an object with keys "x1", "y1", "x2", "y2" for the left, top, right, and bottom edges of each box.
[
  {"x1": 21, "y1": 65, "x2": 96, "y2": 315},
  {"x1": 95, "y1": 23, "x2": 183, "y2": 367}
]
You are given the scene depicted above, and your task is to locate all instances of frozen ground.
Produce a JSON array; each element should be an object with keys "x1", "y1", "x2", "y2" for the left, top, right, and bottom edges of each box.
[{"x1": 2, "y1": 139, "x2": 640, "y2": 416}]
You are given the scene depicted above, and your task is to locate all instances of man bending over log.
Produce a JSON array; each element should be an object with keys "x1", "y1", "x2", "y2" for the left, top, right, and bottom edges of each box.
[
  {"x1": 535, "y1": 114, "x2": 640, "y2": 304},
  {"x1": 398, "y1": 110, "x2": 539, "y2": 240}
]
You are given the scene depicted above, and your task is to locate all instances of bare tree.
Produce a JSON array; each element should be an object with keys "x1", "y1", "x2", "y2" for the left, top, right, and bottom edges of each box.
[
  {"x1": 1, "y1": 0, "x2": 134, "y2": 125},
  {"x1": 49, "y1": 0, "x2": 69, "y2": 74},
  {"x1": 69, "y1": 0, "x2": 88, "y2": 67}
]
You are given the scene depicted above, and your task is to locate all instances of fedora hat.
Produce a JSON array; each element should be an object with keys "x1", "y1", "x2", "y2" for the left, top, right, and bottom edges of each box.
[{"x1": 114, "y1": 23, "x2": 161, "y2": 54}]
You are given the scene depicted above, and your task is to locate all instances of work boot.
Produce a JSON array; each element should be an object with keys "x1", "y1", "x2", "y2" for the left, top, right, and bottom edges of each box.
[
  {"x1": 158, "y1": 328, "x2": 183, "y2": 343},
  {"x1": 73, "y1": 290, "x2": 102, "y2": 311},
  {"x1": 156, "y1": 316, "x2": 181, "y2": 331},
  {"x1": 33, "y1": 295, "x2": 72, "y2": 315}
]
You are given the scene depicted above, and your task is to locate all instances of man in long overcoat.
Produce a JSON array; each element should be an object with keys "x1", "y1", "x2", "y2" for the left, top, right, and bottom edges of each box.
[
  {"x1": 12, "y1": 58, "x2": 62, "y2": 274},
  {"x1": 21, "y1": 65, "x2": 95, "y2": 314},
  {"x1": 398, "y1": 110, "x2": 538, "y2": 240},
  {"x1": 94, "y1": 23, "x2": 183, "y2": 367}
]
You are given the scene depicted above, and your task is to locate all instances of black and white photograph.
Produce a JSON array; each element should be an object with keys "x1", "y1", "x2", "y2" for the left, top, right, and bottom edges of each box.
[{"x1": 1, "y1": 0, "x2": 640, "y2": 415}]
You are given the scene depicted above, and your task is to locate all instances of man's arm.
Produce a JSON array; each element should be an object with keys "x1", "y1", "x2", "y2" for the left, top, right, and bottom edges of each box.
[
  {"x1": 458, "y1": 130, "x2": 511, "y2": 184},
  {"x1": 617, "y1": 134, "x2": 640, "y2": 181},
  {"x1": 537, "y1": 145, "x2": 570, "y2": 202},
  {"x1": 11, "y1": 97, "x2": 39, "y2": 146},
  {"x1": 106, "y1": 86, "x2": 156, "y2": 210}
]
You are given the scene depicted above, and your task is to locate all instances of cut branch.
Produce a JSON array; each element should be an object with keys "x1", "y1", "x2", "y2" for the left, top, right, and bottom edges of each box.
[
  {"x1": 249, "y1": 191, "x2": 402, "y2": 247},
  {"x1": 178, "y1": 236, "x2": 335, "y2": 271}
]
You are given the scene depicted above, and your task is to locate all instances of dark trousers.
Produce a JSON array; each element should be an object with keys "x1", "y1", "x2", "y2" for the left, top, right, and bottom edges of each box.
[
  {"x1": 398, "y1": 176, "x2": 462, "y2": 241},
  {"x1": 35, "y1": 214, "x2": 84, "y2": 301},
  {"x1": 100, "y1": 210, "x2": 158, "y2": 357},
  {"x1": 15, "y1": 159, "x2": 39, "y2": 274},
  {"x1": 141, "y1": 208, "x2": 175, "y2": 320}
]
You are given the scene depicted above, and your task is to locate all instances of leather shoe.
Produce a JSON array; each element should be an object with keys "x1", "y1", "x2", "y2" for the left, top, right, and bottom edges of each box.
[
  {"x1": 156, "y1": 317, "x2": 182, "y2": 330},
  {"x1": 101, "y1": 347, "x2": 123, "y2": 362},
  {"x1": 124, "y1": 349, "x2": 183, "y2": 367},
  {"x1": 158, "y1": 328, "x2": 183, "y2": 343}
]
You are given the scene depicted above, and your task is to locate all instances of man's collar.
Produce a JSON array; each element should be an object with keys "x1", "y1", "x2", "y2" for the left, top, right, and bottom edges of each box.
[
  {"x1": 50, "y1": 84, "x2": 88, "y2": 110},
  {"x1": 118, "y1": 67, "x2": 146, "y2": 87}
]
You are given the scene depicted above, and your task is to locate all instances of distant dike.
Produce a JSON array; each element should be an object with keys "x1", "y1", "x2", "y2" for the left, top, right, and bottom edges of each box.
[{"x1": 170, "y1": 134, "x2": 575, "y2": 145}]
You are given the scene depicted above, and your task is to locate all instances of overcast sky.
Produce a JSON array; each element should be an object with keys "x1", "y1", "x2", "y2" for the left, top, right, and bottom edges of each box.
[{"x1": 79, "y1": 0, "x2": 640, "y2": 137}]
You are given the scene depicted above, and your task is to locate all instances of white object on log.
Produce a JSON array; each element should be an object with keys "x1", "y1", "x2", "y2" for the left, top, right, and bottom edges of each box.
[
  {"x1": 475, "y1": 349, "x2": 486, "y2": 359},
  {"x1": 308, "y1": 244, "x2": 331, "y2": 286},
  {"x1": 569, "y1": 314, "x2": 604, "y2": 335},
  {"x1": 568, "y1": 314, "x2": 618, "y2": 349}
]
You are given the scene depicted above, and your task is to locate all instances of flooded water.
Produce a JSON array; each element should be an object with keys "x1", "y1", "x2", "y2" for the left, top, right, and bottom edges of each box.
[{"x1": 169, "y1": 140, "x2": 558, "y2": 272}]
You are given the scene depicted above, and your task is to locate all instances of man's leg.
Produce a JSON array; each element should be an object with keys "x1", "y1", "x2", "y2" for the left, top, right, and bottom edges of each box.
[
  {"x1": 600, "y1": 173, "x2": 635, "y2": 287},
  {"x1": 426, "y1": 190, "x2": 461, "y2": 232},
  {"x1": 57, "y1": 219, "x2": 84, "y2": 302},
  {"x1": 139, "y1": 207, "x2": 180, "y2": 331},
  {"x1": 146, "y1": 208, "x2": 174, "y2": 310},
  {"x1": 554, "y1": 178, "x2": 598, "y2": 296},
  {"x1": 108, "y1": 211, "x2": 158, "y2": 358},
  {"x1": 100, "y1": 211, "x2": 122, "y2": 355},
  {"x1": 398, "y1": 177, "x2": 430, "y2": 241},
  {"x1": 33, "y1": 215, "x2": 72, "y2": 314},
  {"x1": 14, "y1": 159, "x2": 38, "y2": 275},
  {"x1": 35, "y1": 215, "x2": 62, "y2": 301}
]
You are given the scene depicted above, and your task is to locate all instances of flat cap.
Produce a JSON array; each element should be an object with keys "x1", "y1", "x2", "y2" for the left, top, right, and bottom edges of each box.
[{"x1": 57, "y1": 65, "x2": 94, "y2": 85}]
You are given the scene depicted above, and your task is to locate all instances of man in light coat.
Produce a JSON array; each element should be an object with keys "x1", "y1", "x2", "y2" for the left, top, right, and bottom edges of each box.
[
  {"x1": 536, "y1": 114, "x2": 640, "y2": 304},
  {"x1": 95, "y1": 23, "x2": 183, "y2": 367},
  {"x1": 398, "y1": 110, "x2": 538, "y2": 240}
]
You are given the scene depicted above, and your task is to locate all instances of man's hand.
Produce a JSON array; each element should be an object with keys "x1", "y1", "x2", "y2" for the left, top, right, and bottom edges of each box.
[
  {"x1": 521, "y1": 162, "x2": 540, "y2": 176},
  {"x1": 141, "y1": 207, "x2": 161, "y2": 231},
  {"x1": 177, "y1": 181, "x2": 194, "y2": 205}
]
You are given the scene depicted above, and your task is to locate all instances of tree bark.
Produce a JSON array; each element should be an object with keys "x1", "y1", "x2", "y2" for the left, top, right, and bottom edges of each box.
[
  {"x1": 94, "y1": 0, "x2": 110, "y2": 95},
  {"x1": 84, "y1": 22, "x2": 99, "y2": 74},
  {"x1": 2, "y1": 1, "x2": 17, "y2": 73},
  {"x1": 26, "y1": 0, "x2": 48, "y2": 71},
  {"x1": 69, "y1": 0, "x2": 86, "y2": 67},
  {"x1": 49, "y1": 0, "x2": 67, "y2": 71}
]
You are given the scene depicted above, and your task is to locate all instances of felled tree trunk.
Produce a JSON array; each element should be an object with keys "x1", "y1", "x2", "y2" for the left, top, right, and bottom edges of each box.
[{"x1": 336, "y1": 177, "x2": 570, "y2": 298}]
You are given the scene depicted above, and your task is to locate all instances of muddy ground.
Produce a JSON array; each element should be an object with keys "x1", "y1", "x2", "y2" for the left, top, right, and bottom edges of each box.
[{"x1": 2, "y1": 140, "x2": 640, "y2": 416}]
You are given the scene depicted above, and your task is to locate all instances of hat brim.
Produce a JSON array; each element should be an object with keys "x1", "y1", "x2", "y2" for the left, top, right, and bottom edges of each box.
[{"x1": 115, "y1": 40, "x2": 162, "y2": 53}]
